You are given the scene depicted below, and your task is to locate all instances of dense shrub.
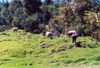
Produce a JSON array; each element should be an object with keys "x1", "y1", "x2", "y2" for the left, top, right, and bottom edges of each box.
[
  {"x1": 0, "y1": 25, "x2": 11, "y2": 32},
  {"x1": 74, "y1": 23, "x2": 86, "y2": 36},
  {"x1": 76, "y1": 37, "x2": 100, "y2": 48},
  {"x1": 22, "y1": 13, "x2": 45, "y2": 33}
]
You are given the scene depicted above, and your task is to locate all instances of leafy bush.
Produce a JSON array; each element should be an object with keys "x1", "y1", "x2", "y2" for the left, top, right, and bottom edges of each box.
[
  {"x1": 22, "y1": 13, "x2": 45, "y2": 33},
  {"x1": 88, "y1": 41, "x2": 100, "y2": 48},
  {"x1": 77, "y1": 37, "x2": 100, "y2": 48},
  {"x1": 0, "y1": 25, "x2": 11, "y2": 32},
  {"x1": 50, "y1": 19, "x2": 63, "y2": 33},
  {"x1": 74, "y1": 24, "x2": 86, "y2": 36}
]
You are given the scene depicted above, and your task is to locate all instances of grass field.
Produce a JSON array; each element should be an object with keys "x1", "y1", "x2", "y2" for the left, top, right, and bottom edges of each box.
[{"x1": 0, "y1": 29, "x2": 99, "y2": 68}]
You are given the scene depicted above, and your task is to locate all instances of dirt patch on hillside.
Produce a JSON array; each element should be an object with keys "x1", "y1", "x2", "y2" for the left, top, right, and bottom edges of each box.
[{"x1": 40, "y1": 44, "x2": 53, "y2": 48}]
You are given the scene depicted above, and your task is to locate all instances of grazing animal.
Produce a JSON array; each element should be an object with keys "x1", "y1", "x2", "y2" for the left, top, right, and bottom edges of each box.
[
  {"x1": 71, "y1": 33, "x2": 78, "y2": 42},
  {"x1": 46, "y1": 32, "x2": 51, "y2": 37},
  {"x1": 43, "y1": 31, "x2": 53, "y2": 39},
  {"x1": 67, "y1": 30, "x2": 77, "y2": 36},
  {"x1": 13, "y1": 27, "x2": 18, "y2": 32},
  {"x1": 67, "y1": 30, "x2": 78, "y2": 43},
  {"x1": 43, "y1": 31, "x2": 61, "y2": 39}
]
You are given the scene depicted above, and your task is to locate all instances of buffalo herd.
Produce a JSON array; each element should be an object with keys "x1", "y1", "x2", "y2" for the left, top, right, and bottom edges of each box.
[
  {"x1": 12, "y1": 27, "x2": 78, "y2": 43},
  {"x1": 43, "y1": 30, "x2": 78, "y2": 43}
]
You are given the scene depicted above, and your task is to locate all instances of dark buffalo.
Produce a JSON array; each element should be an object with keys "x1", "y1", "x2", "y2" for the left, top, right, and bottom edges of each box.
[
  {"x1": 67, "y1": 30, "x2": 78, "y2": 43},
  {"x1": 13, "y1": 27, "x2": 18, "y2": 32}
]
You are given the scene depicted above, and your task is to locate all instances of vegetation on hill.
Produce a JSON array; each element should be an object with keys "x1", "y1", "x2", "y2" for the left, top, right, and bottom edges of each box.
[{"x1": 0, "y1": 30, "x2": 99, "y2": 68}]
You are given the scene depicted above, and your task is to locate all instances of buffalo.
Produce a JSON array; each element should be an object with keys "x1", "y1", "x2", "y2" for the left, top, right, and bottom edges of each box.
[
  {"x1": 13, "y1": 27, "x2": 18, "y2": 32},
  {"x1": 67, "y1": 30, "x2": 78, "y2": 43},
  {"x1": 43, "y1": 31, "x2": 53, "y2": 39}
]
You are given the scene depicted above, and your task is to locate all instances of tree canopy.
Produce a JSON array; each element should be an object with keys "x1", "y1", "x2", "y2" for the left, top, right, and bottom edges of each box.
[{"x1": 0, "y1": 0, "x2": 100, "y2": 41}]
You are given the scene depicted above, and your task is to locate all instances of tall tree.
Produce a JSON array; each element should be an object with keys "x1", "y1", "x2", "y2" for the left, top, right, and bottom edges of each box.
[
  {"x1": 23, "y1": 0, "x2": 42, "y2": 14},
  {"x1": 45, "y1": 0, "x2": 52, "y2": 5},
  {"x1": 8, "y1": 0, "x2": 23, "y2": 13},
  {"x1": 74, "y1": 0, "x2": 90, "y2": 3},
  {"x1": 0, "y1": 2, "x2": 2, "y2": 11},
  {"x1": 92, "y1": 0, "x2": 100, "y2": 5}
]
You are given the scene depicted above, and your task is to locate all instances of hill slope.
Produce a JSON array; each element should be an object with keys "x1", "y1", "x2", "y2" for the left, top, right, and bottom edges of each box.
[{"x1": 0, "y1": 30, "x2": 100, "y2": 68}]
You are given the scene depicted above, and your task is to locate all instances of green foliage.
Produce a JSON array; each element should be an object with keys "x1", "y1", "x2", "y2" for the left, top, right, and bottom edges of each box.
[
  {"x1": 44, "y1": 4, "x2": 59, "y2": 17},
  {"x1": 8, "y1": 0, "x2": 23, "y2": 14},
  {"x1": 77, "y1": 37, "x2": 100, "y2": 48},
  {"x1": 12, "y1": 7, "x2": 29, "y2": 28},
  {"x1": 0, "y1": 0, "x2": 47, "y2": 33},
  {"x1": 22, "y1": 13, "x2": 45, "y2": 33},
  {"x1": 44, "y1": 0, "x2": 52, "y2": 5},
  {"x1": 0, "y1": 25, "x2": 11, "y2": 32},
  {"x1": 75, "y1": 0, "x2": 90, "y2": 3},
  {"x1": 0, "y1": 8, "x2": 11, "y2": 26},
  {"x1": 41, "y1": 4, "x2": 59, "y2": 23},
  {"x1": 0, "y1": 0, "x2": 99, "y2": 42},
  {"x1": 50, "y1": 19, "x2": 64, "y2": 33},
  {"x1": 0, "y1": 0, "x2": 100, "y2": 68},
  {"x1": 23, "y1": 0, "x2": 42, "y2": 14},
  {"x1": 74, "y1": 24, "x2": 86, "y2": 36}
]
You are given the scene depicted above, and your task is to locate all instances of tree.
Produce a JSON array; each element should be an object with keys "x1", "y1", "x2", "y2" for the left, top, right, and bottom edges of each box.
[
  {"x1": 9, "y1": 0, "x2": 23, "y2": 13},
  {"x1": 92, "y1": 0, "x2": 100, "y2": 5},
  {"x1": 45, "y1": 0, "x2": 52, "y2": 5},
  {"x1": 75, "y1": 0, "x2": 90, "y2": 3},
  {"x1": 23, "y1": 0, "x2": 42, "y2": 14},
  {"x1": 0, "y1": 2, "x2": 2, "y2": 11},
  {"x1": 12, "y1": 7, "x2": 29, "y2": 28}
]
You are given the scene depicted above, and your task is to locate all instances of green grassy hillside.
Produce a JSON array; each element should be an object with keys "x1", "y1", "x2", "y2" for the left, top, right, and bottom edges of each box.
[{"x1": 0, "y1": 29, "x2": 100, "y2": 68}]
